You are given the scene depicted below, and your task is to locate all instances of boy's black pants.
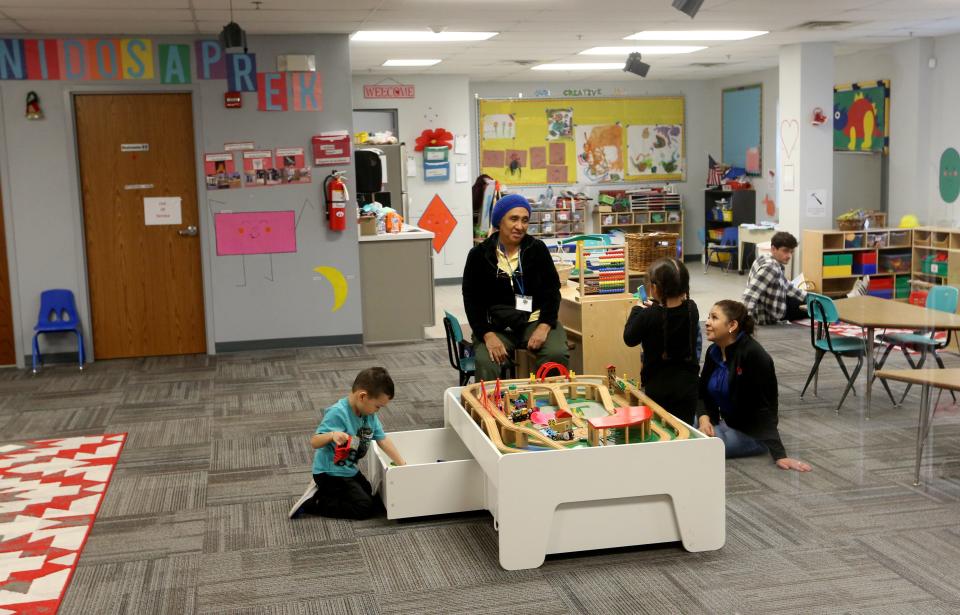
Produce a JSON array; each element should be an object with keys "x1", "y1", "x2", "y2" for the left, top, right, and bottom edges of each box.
[{"x1": 312, "y1": 472, "x2": 378, "y2": 520}]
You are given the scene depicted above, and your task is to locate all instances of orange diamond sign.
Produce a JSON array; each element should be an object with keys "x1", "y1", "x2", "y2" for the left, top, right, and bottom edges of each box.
[{"x1": 418, "y1": 193, "x2": 457, "y2": 253}]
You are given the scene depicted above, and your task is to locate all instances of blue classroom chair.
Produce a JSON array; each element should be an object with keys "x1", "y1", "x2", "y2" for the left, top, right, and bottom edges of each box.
[{"x1": 32, "y1": 289, "x2": 85, "y2": 373}]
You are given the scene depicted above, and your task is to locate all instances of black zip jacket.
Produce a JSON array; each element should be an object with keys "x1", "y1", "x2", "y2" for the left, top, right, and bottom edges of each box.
[
  {"x1": 462, "y1": 232, "x2": 561, "y2": 339},
  {"x1": 698, "y1": 334, "x2": 787, "y2": 460}
]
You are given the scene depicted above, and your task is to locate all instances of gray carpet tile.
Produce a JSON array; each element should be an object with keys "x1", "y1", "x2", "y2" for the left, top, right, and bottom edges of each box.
[{"x1": 4, "y1": 328, "x2": 960, "y2": 613}]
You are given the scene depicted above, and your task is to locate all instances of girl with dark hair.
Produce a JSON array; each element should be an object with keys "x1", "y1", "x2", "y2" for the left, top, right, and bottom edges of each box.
[
  {"x1": 623, "y1": 257, "x2": 700, "y2": 425},
  {"x1": 699, "y1": 300, "x2": 811, "y2": 472}
]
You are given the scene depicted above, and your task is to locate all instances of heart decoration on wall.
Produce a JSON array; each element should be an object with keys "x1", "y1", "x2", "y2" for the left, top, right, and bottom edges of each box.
[{"x1": 780, "y1": 119, "x2": 799, "y2": 160}]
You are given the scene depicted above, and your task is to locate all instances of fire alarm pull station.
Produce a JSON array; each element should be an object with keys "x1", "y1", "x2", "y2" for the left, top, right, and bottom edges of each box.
[{"x1": 225, "y1": 92, "x2": 242, "y2": 109}]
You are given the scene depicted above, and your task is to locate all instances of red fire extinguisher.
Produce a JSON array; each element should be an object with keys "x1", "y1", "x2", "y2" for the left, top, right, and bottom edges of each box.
[{"x1": 323, "y1": 170, "x2": 348, "y2": 232}]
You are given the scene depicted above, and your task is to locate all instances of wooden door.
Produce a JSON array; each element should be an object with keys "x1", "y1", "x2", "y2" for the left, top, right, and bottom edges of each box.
[
  {"x1": 0, "y1": 183, "x2": 15, "y2": 365},
  {"x1": 74, "y1": 93, "x2": 205, "y2": 359}
]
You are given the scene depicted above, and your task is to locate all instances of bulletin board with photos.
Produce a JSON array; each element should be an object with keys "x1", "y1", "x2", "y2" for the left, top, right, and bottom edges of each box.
[{"x1": 478, "y1": 96, "x2": 685, "y2": 186}]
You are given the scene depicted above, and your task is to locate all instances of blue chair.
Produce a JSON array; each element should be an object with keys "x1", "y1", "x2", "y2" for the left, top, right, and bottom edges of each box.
[
  {"x1": 875, "y1": 285, "x2": 959, "y2": 405},
  {"x1": 700, "y1": 226, "x2": 738, "y2": 274},
  {"x1": 443, "y1": 311, "x2": 475, "y2": 386},
  {"x1": 32, "y1": 289, "x2": 85, "y2": 374},
  {"x1": 801, "y1": 293, "x2": 870, "y2": 412}
]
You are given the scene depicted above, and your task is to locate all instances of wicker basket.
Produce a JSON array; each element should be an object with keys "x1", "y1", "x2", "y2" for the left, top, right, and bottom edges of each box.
[
  {"x1": 836, "y1": 218, "x2": 862, "y2": 231},
  {"x1": 626, "y1": 232, "x2": 679, "y2": 272}
]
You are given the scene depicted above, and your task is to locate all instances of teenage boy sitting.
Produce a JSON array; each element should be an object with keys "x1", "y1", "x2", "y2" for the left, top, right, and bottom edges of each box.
[
  {"x1": 742, "y1": 231, "x2": 807, "y2": 324},
  {"x1": 289, "y1": 367, "x2": 405, "y2": 520}
]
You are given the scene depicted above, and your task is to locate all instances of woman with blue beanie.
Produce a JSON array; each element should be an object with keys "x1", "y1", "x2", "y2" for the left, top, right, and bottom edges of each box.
[{"x1": 462, "y1": 194, "x2": 569, "y2": 380}]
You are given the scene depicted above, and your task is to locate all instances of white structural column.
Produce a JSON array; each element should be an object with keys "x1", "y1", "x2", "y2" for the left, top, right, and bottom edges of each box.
[{"x1": 778, "y1": 43, "x2": 835, "y2": 244}]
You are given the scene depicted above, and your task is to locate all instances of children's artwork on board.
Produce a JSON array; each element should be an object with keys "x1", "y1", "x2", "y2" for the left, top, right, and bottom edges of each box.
[
  {"x1": 575, "y1": 124, "x2": 624, "y2": 183},
  {"x1": 215, "y1": 210, "x2": 297, "y2": 255},
  {"x1": 529, "y1": 146, "x2": 547, "y2": 169},
  {"x1": 275, "y1": 147, "x2": 311, "y2": 184},
  {"x1": 833, "y1": 80, "x2": 890, "y2": 153},
  {"x1": 242, "y1": 150, "x2": 281, "y2": 187},
  {"x1": 482, "y1": 113, "x2": 516, "y2": 139},
  {"x1": 546, "y1": 108, "x2": 573, "y2": 140},
  {"x1": 204, "y1": 152, "x2": 241, "y2": 190},
  {"x1": 626, "y1": 124, "x2": 683, "y2": 177}
]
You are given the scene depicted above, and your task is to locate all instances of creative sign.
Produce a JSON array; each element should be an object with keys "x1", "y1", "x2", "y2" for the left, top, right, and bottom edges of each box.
[
  {"x1": 363, "y1": 83, "x2": 415, "y2": 99},
  {"x1": 0, "y1": 38, "x2": 322, "y2": 112}
]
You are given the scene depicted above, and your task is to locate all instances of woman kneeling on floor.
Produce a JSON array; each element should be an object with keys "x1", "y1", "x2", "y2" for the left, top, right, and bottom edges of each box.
[{"x1": 698, "y1": 299, "x2": 812, "y2": 472}]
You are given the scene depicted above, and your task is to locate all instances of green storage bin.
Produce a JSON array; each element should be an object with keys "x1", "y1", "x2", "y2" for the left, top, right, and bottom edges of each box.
[
  {"x1": 837, "y1": 253, "x2": 854, "y2": 266},
  {"x1": 823, "y1": 254, "x2": 839, "y2": 266}
]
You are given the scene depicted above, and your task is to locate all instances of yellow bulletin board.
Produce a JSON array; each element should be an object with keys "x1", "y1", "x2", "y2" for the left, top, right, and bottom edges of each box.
[{"x1": 478, "y1": 96, "x2": 685, "y2": 186}]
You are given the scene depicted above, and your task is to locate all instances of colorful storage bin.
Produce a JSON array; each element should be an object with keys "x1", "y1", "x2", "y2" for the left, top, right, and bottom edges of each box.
[
  {"x1": 852, "y1": 252, "x2": 877, "y2": 275},
  {"x1": 879, "y1": 252, "x2": 911, "y2": 273}
]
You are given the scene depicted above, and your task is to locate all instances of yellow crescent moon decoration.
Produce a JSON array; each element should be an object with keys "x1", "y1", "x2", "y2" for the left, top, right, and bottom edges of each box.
[{"x1": 313, "y1": 266, "x2": 348, "y2": 312}]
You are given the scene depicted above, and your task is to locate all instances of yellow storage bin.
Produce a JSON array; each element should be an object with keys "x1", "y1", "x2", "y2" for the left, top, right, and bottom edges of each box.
[{"x1": 823, "y1": 265, "x2": 853, "y2": 278}]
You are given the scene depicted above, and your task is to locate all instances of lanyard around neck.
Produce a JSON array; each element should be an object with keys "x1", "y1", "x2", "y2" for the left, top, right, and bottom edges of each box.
[{"x1": 498, "y1": 242, "x2": 525, "y2": 295}]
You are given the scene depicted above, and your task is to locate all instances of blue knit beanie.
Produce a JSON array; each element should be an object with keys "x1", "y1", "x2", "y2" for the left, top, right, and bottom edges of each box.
[{"x1": 491, "y1": 194, "x2": 531, "y2": 229}]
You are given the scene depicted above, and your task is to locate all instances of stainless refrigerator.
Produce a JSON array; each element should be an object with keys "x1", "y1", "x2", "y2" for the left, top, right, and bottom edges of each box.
[{"x1": 357, "y1": 144, "x2": 408, "y2": 220}]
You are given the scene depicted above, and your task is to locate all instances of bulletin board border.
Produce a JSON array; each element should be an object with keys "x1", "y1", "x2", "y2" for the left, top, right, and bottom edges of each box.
[{"x1": 476, "y1": 96, "x2": 686, "y2": 187}]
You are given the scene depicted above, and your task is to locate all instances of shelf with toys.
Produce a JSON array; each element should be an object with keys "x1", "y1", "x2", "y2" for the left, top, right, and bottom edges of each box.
[
  {"x1": 593, "y1": 188, "x2": 684, "y2": 259},
  {"x1": 526, "y1": 189, "x2": 589, "y2": 239}
]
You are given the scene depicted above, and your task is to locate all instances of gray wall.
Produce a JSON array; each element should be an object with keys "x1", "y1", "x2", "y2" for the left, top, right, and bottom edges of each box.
[
  {"x1": 0, "y1": 34, "x2": 358, "y2": 365},
  {"x1": 469, "y1": 79, "x2": 711, "y2": 256}
]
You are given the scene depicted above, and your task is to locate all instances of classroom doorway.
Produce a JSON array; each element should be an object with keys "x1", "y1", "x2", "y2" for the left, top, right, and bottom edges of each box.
[
  {"x1": 0, "y1": 182, "x2": 15, "y2": 365},
  {"x1": 74, "y1": 93, "x2": 206, "y2": 359}
]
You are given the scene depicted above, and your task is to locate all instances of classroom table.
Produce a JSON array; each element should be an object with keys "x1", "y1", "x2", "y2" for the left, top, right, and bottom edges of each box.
[
  {"x1": 737, "y1": 224, "x2": 778, "y2": 274},
  {"x1": 875, "y1": 367, "x2": 960, "y2": 485},
  {"x1": 834, "y1": 295, "x2": 960, "y2": 416}
]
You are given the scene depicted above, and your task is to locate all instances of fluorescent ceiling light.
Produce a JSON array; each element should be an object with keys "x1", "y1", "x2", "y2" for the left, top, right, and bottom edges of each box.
[
  {"x1": 382, "y1": 59, "x2": 442, "y2": 67},
  {"x1": 625, "y1": 30, "x2": 767, "y2": 41},
  {"x1": 531, "y1": 63, "x2": 624, "y2": 71},
  {"x1": 580, "y1": 45, "x2": 706, "y2": 55},
  {"x1": 352, "y1": 31, "x2": 497, "y2": 42}
]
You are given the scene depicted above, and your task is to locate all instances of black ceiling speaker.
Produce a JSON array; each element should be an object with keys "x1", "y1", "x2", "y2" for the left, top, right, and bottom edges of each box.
[
  {"x1": 672, "y1": 0, "x2": 704, "y2": 18},
  {"x1": 624, "y1": 53, "x2": 650, "y2": 77},
  {"x1": 219, "y1": 21, "x2": 247, "y2": 53}
]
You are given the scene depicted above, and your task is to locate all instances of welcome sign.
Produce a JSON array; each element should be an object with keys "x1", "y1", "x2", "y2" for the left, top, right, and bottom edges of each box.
[{"x1": 0, "y1": 38, "x2": 322, "y2": 111}]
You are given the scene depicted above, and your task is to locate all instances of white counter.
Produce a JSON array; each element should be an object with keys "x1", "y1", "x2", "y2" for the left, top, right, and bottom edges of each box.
[{"x1": 358, "y1": 224, "x2": 435, "y2": 242}]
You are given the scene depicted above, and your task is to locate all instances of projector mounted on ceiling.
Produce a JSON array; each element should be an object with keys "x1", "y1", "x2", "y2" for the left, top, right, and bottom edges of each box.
[{"x1": 672, "y1": 0, "x2": 704, "y2": 18}]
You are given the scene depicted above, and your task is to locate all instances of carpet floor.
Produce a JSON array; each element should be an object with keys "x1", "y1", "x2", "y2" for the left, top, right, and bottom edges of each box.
[{"x1": 1, "y1": 323, "x2": 960, "y2": 614}]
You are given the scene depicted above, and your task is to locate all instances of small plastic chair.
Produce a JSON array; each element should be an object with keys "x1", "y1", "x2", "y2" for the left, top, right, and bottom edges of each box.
[
  {"x1": 701, "y1": 226, "x2": 738, "y2": 274},
  {"x1": 443, "y1": 311, "x2": 475, "y2": 386},
  {"x1": 875, "y1": 285, "x2": 959, "y2": 405},
  {"x1": 800, "y1": 293, "x2": 870, "y2": 413},
  {"x1": 32, "y1": 289, "x2": 85, "y2": 373}
]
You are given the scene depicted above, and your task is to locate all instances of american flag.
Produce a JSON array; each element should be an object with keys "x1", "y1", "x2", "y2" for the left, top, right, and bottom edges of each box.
[{"x1": 707, "y1": 155, "x2": 723, "y2": 187}]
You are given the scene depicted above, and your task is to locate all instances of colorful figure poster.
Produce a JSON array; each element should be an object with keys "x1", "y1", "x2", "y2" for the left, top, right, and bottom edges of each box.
[
  {"x1": 242, "y1": 150, "x2": 280, "y2": 187},
  {"x1": 546, "y1": 108, "x2": 573, "y2": 140},
  {"x1": 833, "y1": 80, "x2": 890, "y2": 153},
  {"x1": 626, "y1": 124, "x2": 683, "y2": 178},
  {"x1": 482, "y1": 114, "x2": 515, "y2": 139},
  {"x1": 215, "y1": 211, "x2": 297, "y2": 255},
  {"x1": 204, "y1": 152, "x2": 241, "y2": 190},
  {"x1": 275, "y1": 147, "x2": 311, "y2": 184},
  {"x1": 575, "y1": 124, "x2": 624, "y2": 183}
]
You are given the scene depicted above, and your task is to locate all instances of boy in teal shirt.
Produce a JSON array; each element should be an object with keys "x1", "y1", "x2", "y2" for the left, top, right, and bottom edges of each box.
[{"x1": 289, "y1": 367, "x2": 406, "y2": 520}]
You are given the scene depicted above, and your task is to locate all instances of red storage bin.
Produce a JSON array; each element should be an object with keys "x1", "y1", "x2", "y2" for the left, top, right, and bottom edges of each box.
[{"x1": 908, "y1": 290, "x2": 928, "y2": 306}]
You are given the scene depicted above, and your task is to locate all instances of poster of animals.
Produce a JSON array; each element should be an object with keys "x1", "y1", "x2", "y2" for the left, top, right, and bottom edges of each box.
[
  {"x1": 478, "y1": 96, "x2": 684, "y2": 185},
  {"x1": 626, "y1": 124, "x2": 683, "y2": 178},
  {"x1": 833, "y1": 80, "x2": 890, "y2": 153}
]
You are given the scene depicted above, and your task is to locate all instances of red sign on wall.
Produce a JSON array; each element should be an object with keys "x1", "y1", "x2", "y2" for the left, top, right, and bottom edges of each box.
[{"x1": 363, "y1": 83, "x2": 415, "y2": 99}]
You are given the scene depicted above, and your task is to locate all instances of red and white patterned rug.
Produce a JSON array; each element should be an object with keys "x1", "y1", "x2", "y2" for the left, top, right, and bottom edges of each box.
[
  {"x1": 790, "y1": 320, "x2": 948, "y2": 352},
  {"x1": 0, "y1": 434, "x2": 126, "y2": 614}
]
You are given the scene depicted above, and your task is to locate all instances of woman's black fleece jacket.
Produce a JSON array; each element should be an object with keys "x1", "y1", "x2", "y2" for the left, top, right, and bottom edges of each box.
[
  {"x1": 699, "y1": 333, "x2": 787, "y2": 460},
  {"x1": 461, "y1": 232, "x2": 561, "y2": 339}
]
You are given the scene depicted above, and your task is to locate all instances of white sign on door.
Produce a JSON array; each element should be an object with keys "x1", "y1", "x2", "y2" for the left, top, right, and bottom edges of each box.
[{"x1": 144, "y1": 197, "x2": 182, "y2": 226}]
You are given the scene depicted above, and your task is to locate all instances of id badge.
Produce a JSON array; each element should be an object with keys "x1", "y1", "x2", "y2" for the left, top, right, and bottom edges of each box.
[{"x1": 515, "y1": 294, "x2": 533, "y2": 312}]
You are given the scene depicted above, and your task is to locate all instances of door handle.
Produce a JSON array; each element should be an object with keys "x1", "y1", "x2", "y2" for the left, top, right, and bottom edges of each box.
[{"x1": 178, "y1": 225, "x2": 198, "y2": 237}]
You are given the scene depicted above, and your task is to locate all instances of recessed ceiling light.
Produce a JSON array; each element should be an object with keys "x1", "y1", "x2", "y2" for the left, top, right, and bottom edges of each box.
[
  {"x1": 624, "y1": 30, "x2": 768, "y2": 41},
  {"x1": 580, "y1": 46, "x2": 706, "y2": 55},
  {"x1": 352, "y1": 31, "x2": 497, "y2": 42},
  {"x1": 382, "y1": 59, "x2": 442, "y2": 67},
  {"x1": 531, "y1": 63, "x2": 624, "y2": 71}
]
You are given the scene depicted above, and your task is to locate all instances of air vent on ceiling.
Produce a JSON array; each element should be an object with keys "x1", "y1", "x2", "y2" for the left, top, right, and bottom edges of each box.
[
  {"x1": 791, "y1": 20, "x2": 856, "y2": 30},
  {"x1": 691, "y1": 62, "x2": 725, "y2": 67}
]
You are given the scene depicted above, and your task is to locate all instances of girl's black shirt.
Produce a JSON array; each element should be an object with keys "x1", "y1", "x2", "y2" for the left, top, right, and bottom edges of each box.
[{"x1": 623, "y1": 299, "x2": 700, "y2": 385}]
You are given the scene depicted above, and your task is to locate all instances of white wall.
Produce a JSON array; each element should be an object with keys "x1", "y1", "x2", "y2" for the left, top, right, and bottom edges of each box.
[
  {"x1": 926, "y1": 32, "x2": 960, "y2": 225},
  {"x1": 470, "y1": 79, "x2": 712, "y2": 255},
  {"x1": 0, "y1": 34, "x2": 359, "y2": 365},
  {"x1": 352, "y1": 74, "x2": 473, "y2": 280}
]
